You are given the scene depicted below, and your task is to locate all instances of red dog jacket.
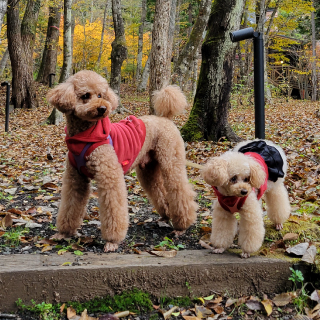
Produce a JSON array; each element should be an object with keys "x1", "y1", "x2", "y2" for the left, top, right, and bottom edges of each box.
[
  {"x1": 212, "y1": 152, "x2": 268, "y2": 214},
  {"x1": 65, "y1": 116, "x2": 146, "y2": 178}
]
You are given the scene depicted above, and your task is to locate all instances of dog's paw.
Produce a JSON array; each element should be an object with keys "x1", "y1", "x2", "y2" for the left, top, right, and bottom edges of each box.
[
  {"x1": 171, "y1": 230, "x2": 186, "y2": 237},
  {"x1": 240, "y1": 252, "x2": 251, "y2": 259},
  {"x1": 104, "y1": 242, "x2": 119, "y2": 252},
  {"x1": 275, "y1": 223, "x2": 283, "y2": 231},
  {"x1": 211, "y1": 248, "x2": 225, "y2": 254}
]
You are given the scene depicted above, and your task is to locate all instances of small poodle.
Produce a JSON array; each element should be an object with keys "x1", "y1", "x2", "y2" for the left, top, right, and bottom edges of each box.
[
  {"x1": 201, "y1": 140, "x2": 291, "y2": 258},
  {"x1": 47, "y1": 70, "x2": 198, "y2": 252}
]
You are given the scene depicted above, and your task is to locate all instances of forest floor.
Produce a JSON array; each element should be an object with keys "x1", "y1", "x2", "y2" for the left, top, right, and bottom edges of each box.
[{"x1": 0, "y1": 84, "x2": 320, "y2": 319}]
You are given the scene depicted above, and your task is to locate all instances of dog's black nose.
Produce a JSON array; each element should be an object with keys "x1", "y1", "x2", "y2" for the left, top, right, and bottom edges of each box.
[
  {"x1": 241, "y1": 189, "x2": 248, "y2": 195},
  {"x1": 97, "y1": 106, "x2": 107, "y2": 116}
]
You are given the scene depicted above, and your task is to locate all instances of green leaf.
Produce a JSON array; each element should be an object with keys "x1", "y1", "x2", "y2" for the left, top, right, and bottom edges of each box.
[{"x1": 74, "y1": 250, "x2": 83, "y2": 256}]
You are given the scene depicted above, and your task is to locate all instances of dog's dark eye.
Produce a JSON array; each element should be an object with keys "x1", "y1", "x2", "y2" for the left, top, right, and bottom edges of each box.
[
  {"x1": 97, "y1": 94, "x2": 101, "y2": 98},
  {"x1": 230, "y1": 176, "x2": 237, "y2": 184},
  {"x1": 81, "y1": 93, "x2": 91, "y2": 100},
  {"x1": 244, "y1": 177, "x2": 250, "y2": 182}
]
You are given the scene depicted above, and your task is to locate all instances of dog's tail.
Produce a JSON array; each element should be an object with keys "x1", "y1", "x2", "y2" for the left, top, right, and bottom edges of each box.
[{"x1": 152, "y1": 85, "x2": 188, "y2": 120}]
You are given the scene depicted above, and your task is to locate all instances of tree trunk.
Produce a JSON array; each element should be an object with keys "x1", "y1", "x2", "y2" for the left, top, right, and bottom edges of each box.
[
  {"x1": 96, "y1": 0, "x2": 109, "y2": 69},
  {"x1": 172, "y1": 0, "x2": 211, "y2": 89},
  {"x1": 311, "y1": 0, "x2": 317, "y2": 101},
  {"x1": 0, "y1": 0, "x2": 8, "y2": 43},
  {"x1": 136, "y1": 0, "x2": 147, "y2": 83},
  {"x1": 59, "y1": 0, "x2": 73, "y2": 83},
  {"x1": 172, "y1": 0, "x2": 180, "y2": 65},
  {"x1": 180, "y1": 0, "x2": 245, "y2": 142},
  {"x1": 0, "y1": 47, "x2": 9, "y2": 76},
  {"x1": 110, "y1": 0, "x2": 127, "y2": 96},
  {"x1": 166, "y1": 0, "x2": 177, "y2": 77},
  {"x1": 137, "y1": 54, "x2": 150, "y2": 92},
  {"x1": 256, "y1": 0, "x2": 272, "y2": 102},
  {"x1": 149, "y1": 0, "x2": 171, "y2": 114},
  {"x1": 37, "y1": 6, "x2": 62, "y2": 85},
  {"x1": 7, "y1": 0, "x2": 39, "y2": 109}
]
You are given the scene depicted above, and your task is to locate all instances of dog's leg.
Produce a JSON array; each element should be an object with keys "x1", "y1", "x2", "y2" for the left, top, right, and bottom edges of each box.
[
  {"x1": 264, "y1": 179, "x2": 291, "y2": 230},
  {"x1": 210, "y1": 202, "x2": 238, "y2": 253},
  {"x1": 238, "y1": 194, "x2": 265, "y2": 257},
  {"x1": 136, "y1": 159, "x2": 170, "y2": 222},
  {"x1": 56, "y1": 160, "x2": 91, "y2": 237},
  {"x1": 87, "y1": 145, "x2": 129, "y2": 252},
  {"x1": 148, "y1": 130, "x2": 197, "y2": 232}
]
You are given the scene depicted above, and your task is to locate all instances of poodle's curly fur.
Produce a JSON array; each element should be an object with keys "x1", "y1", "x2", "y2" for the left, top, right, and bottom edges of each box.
[
  {"x1": 201, "y1": 140, "x2": 291, "y2": 258},
  {"x1": 47, "y1": 70, "x2": 198, "y2": 252}
]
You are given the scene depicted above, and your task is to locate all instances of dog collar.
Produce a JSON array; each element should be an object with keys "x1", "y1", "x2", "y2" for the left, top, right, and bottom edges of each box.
[{"x1": 212, "y1": 186, "x2": 249, "y2": 214}]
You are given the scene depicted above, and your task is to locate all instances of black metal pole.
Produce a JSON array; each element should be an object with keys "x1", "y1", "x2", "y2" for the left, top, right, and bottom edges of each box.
[
  {"x1": 253, "y1": 32, "x2": 265, "y2": 139},
  {"x1": 49, "y1": 73, "x2": 56, "y2": 88},
  {"x1": 1, "y1": 82, "x2": 10, "y2": 132},
  {"x1": 230, "y1": 27, "x2": 265, "y2": 139}
]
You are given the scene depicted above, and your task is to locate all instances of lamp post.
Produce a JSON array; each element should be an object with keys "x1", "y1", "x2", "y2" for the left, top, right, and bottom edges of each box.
[
  {"x1": 230, "y1": 27, "x2": 265, "y2": 139},
  {"x1": 1, "y1": 81, "x2": 10, "y2": 132}
]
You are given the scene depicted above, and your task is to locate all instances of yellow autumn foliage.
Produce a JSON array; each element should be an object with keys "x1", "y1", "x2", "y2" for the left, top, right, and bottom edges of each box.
[{"x1": 57, "y1": 18, "x2": 151, "y2": 78}]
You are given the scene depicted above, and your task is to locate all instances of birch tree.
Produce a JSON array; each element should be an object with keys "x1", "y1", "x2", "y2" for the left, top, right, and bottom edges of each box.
[
  {"x1": 0, "y1": 0, "x2": 7, "y2": 42},
  {"x1": 181, "y1": 0, "x2": 245, "y2": 141},
  {"x1": 59, "y1": 0, "x2": 73, "y2": 83}
]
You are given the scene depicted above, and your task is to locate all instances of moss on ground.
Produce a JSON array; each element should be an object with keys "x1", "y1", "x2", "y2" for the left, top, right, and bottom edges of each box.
[{"x1": 264, "y1": 219, "x2": 320, "y2": 242}]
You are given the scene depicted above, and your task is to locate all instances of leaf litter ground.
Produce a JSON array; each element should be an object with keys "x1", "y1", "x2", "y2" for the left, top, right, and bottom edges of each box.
[{"x1": 0, "y1": 84, "x2": 320, "y2": 319}]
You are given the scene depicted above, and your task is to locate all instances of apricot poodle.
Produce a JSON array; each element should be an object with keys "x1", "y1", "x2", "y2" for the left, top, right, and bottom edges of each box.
[
  {"x1": 47, "y1": 70, "x2": 197, "y2": 252},
  {"x1": 201, "y1": 140, "x2": 291, "y2": 258}
]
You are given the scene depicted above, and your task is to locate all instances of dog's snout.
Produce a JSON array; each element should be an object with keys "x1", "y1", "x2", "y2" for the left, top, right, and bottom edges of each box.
[
  {"x1": 97, "y1": 106, "x2": 107, "y2": 116},
  {"x1": 241, "y1": 189, "x2": 248, "y2": 196}
]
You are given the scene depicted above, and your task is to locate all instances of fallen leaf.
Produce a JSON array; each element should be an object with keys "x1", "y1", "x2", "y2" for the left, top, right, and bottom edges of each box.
[
  {"x1": 246, "y1": 300, "x2": 263, "y2": 310},
  {"x1": 3, "y1": 213, "x2": 13, "y2": 228},
  {"x1": 225, "y1": 298, "x2": 237, "y2": 307},
  {"x1": 310, "y1": 291, "x2": 320, "y2": 304},
  {"x1": 200, "y1": 226, "x2": 212, "y2": 234},
  {"x1": 60, "y1": 303, "x2": 65, "y2": 313},
  {"x1": 160, "y1": 306, "x2": 178, "y2": 320},
  {"x1": 195, "y1": 305, "x2": 213, "y2": 318},
  {"x1": 292, "y1": 315, "x2": 312, "y2": 320},
  {"x1": 213, "y1": 305, "x2": 224, "y2": 314},
  {"x1": 67, "y1": 306, "x2": 77, "y2": 319},
  {"x1": 212, "y1": 296, "x2": 223, "y2": 304},
  {"x1": 132, "y1": 248, "x2": 141, "y2": 254},
  {"x1": 301, "y1": 245, "x2": 317, "y2": 264},
  {"x1": 203, "y1": 295, "x2": 214, "y2": 300},
  {"x1": 148, "y1": 250, "x2": 177, "y2": 258},
  {"x1": 199, "y1": 240, "x2": 213, "y2": 250},
  {"x1": 114, "y1": 311, "x2": 129, "y2": 318},
  {"x1": 182, "y1": 317, "x2": 201, "y2": 320},
  {"x1": 272, "y1": 293, "x2": 292, "y2": 306},
  {"x1": 41, "y1": 245, "x2": 53, "y2": 252},
  {"x1": 7, "y1": 208, "x2": 23, "y2": 215},
  {"x1": 79, "y1": 309, "x2": 97, "y2": 320},
  {"x1": 61, "y1": 262, "x2": 72, "y2": 266},
  {"x1": 283, "y1": 233, "x2": 299, "y2": 241},
  {"x1": 261, "y1": 299, "x2": 273, "y2": 316},
  {"x1": 286, "y1": 242, "x2": 309, "y2": 256}
]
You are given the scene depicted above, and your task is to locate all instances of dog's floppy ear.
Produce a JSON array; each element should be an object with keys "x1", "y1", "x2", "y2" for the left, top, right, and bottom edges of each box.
[
  {"x1": 106, "y1": 87, "x2": 119, "y2": 111},
  {"x1": 46, "y1": 82, "x2": 76, "y2": 113},
  {"x1": 201, "y1": 157, "x2": 229, "y2": 187},
  {"x1": 248, "y1": 158, "x2": 266, "y2": 189}
]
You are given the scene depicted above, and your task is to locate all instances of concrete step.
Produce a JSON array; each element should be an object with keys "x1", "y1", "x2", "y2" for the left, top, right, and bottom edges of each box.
[{"x1": 0, "y1": 250, "x2": 308, "y2": 312}]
